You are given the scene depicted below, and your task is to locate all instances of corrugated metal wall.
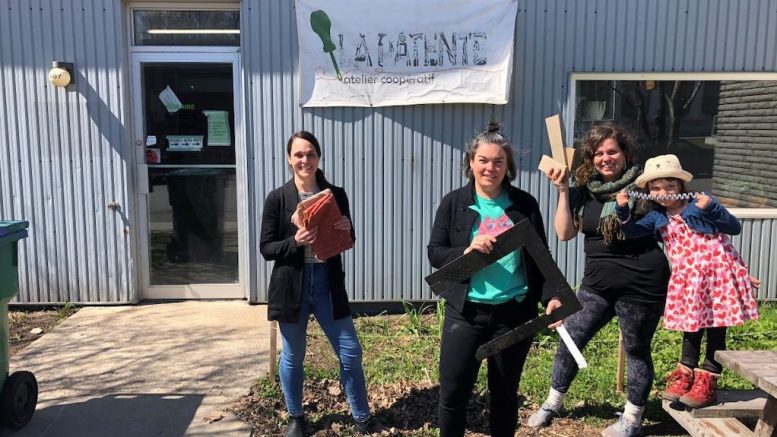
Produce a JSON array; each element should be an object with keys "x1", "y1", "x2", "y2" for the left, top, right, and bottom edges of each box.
[
  {"x1": 1, "y1": 0, "x2": 775, "y2": 304},
  {"x1": 243, "y1": 0, "x2": 777, "y2": 302},
  {"x1": 0, "y1": 0, "x2": 134, "y2": 303},
  {"x1": 734, "y1": 218, "x2": 777, "y2": 300}
]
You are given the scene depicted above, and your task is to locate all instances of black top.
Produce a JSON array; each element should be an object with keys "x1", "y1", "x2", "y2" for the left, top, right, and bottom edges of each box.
[
  {"x1": 427, "y1": 181, "x2": 555, "y2": 313},
  {"x1": 260, "y1": 179, "x2": 355, "y2": 322},
  {"x1": 572, "y1": 188, "x2": 670, "y2": 305}
]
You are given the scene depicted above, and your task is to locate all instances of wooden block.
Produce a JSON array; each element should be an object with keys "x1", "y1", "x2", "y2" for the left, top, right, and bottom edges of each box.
[
  {"x1": 664, "y1": 400, "x2": 755, "y2": 437},
  {"x1": 751, "y1": 370, "x2": 777, "y2": 398},
  {"x1": 564, "y1": 147, "x2": 576, "y2": 170},
  {"x1": 696, "y1": 418, "x2": 756, "y2": 437},
  {"x1": 691, "y1": 390, "x2": 767, "y2": 418},
  {"x1": 616, "y1": 332, "x2": 625, "y2": 393},
  {"x1": 268, "y1": 320, "x2": 278, "y2": 377},
  {"x1": 545, "y1": 114, "x2": 567, "y2": 165},
  {"x1": 759, "y1": 377, "x2": 777, "y2": 398},
  {"x1": 754, "y1": 395, "x2": 777, "y2": 437},
  {"x1": 538, "y1": 154, "x2": 566, "y2": 176}
]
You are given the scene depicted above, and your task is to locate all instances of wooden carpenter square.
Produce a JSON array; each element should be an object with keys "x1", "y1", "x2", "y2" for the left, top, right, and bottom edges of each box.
[
  {"x1": 423, "y1": 219, "x2": 581, "y2": 361},
  {"x1": 425, "y1": 222, "x2": 532, "y2": 290}
]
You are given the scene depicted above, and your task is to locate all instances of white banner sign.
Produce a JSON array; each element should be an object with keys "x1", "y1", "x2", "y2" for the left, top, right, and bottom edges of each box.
[{"x1": 296, "y1": 0, "x2": 518, "y2": 107}]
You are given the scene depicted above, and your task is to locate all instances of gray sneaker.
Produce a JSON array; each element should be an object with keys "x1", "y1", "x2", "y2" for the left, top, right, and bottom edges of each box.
[
  {"x1": 601, "y1": 416, "x2": 642, "y2": 437},
  {"x1": 526, "y1": 403, "x2": 561, "y2": 429}
]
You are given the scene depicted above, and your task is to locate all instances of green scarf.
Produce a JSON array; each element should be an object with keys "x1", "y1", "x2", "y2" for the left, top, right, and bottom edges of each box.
[{"x1": 579, "y1": 165, "x2": 640, "y2": 246}]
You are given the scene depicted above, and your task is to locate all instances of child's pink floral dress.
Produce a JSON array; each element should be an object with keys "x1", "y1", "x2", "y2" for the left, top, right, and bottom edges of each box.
[{"x1": 661, "y1": 214, "x2": 759, "y2": 332}]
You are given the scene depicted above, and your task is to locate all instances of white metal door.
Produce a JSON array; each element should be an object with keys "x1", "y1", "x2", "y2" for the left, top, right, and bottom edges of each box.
[{"x1": 131, "y1": 52, "x2": 246, "y2": 299}]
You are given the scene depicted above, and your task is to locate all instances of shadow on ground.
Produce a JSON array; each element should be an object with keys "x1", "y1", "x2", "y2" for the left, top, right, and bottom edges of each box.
[{"x1": 1, "y1": 393, "x2": 203, "y2": 437}]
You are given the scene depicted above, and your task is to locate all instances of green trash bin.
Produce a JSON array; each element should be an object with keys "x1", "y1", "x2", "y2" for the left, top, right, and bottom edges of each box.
[{"x1": 0, "y1": 220, "x2": 37, "y2": 429}]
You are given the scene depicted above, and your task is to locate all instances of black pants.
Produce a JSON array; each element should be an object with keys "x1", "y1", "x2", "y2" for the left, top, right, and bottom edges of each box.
[
  {"x1": 550, "y1": 288, "x2": 663, "y2": 406},
  {"x1": 438, "y1": 298, "x2": 535, "y2": 437},
  {"x1": 680, "y1": 327, "x2": 727, "y2": 374}
]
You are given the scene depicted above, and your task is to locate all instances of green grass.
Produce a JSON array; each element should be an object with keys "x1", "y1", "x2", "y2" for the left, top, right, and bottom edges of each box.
[
  {"x1": 57, "y1": 301, "x2": 77, "y2": 320},
  {"x1": 255, "y1": 375, "x2": 282, "y2": 399},
  {"x1": 300, "y1": 301, "x2": 777, "y2": 426}
]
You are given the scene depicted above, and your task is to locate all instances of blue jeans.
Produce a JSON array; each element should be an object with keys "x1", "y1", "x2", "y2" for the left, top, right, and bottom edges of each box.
[{"x1": 278, "y1": 263, "x2": 371, "y2": 421}]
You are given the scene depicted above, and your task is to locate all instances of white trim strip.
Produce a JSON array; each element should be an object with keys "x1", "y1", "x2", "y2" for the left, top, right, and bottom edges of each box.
[
  {"x1": 129, "y1": 2, "x2": 239, "y2": 11},
  {"x1": 571, "y1": 72, "x2": 777, "y2": 81},
  {"x1": 729, "y1": 209, "x2": 777, "y2": 219},
  {"x1": 144, "y1": 284, "x2": 243, "y2": 299},
  {"x1": 147, "y1": 165, "x2": 237, "y2": 169},
  {"x1": 129, "y1": 46, "x2": 240, "y2": 53},
  {"x1": 147, "y1": 29, "x2": 239, "y2": 34}
]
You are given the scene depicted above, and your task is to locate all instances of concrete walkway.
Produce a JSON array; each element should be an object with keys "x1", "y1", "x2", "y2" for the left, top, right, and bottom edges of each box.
[{"x1": 2, "y1": 301, "x2": 273, "y2": 437}]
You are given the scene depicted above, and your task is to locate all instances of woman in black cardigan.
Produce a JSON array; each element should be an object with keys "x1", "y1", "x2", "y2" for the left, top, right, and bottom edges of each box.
[
  {"x1": 260, "y1": 131, "x2": 380, "y2": 436},
  {"x1": 427, "y1": 122, "x2": 559, "y2": 437}
]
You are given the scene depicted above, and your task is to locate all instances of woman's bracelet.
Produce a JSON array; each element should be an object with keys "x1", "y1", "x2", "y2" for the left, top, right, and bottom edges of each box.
[{"x1": 626, "y1": 191, "x2": 700, "y2": 201}]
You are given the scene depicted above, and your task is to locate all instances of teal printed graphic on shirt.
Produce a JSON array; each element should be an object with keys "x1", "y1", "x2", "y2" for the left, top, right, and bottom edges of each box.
[{"x1": 467, "y1": 191, "x2": 528, "y2": 304}]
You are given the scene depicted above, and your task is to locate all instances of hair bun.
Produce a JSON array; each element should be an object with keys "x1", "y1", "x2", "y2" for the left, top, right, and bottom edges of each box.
[{"x1": 487, "y1": 120, "x2": 501, "y2": 133}]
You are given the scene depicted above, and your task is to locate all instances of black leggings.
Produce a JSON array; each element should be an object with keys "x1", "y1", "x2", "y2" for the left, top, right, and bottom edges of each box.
[
  {"x1": 680, "y1": 327, "x2": 727, "y2": 374},
  {"x1": 550, "y1": 288, "x2": 663, "y2": 406},
  {"x1": 438, "y1": 298, "x2": 535, "y2": 437}
]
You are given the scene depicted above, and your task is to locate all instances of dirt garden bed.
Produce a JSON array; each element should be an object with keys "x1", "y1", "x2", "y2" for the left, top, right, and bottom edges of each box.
[
  {"x1": 231, "y1": 313, "x2": 693, "y2": 436},
  {"x1": 7, "y1": 306, "x2": 76, "y2": 357}
]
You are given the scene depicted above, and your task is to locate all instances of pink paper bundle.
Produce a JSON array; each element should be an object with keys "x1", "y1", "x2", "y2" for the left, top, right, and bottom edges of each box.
[{"x1": 292, "y1": 189, "x2": 354, "y2": 260}]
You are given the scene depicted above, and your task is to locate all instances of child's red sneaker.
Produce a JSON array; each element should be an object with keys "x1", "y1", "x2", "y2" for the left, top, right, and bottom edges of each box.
[
  {"x1": 662, "y1": 363, "x2": 694, "y2": 401},
  {"x1": 679, "y1": 369, "x2": 720, "y2": 408}
]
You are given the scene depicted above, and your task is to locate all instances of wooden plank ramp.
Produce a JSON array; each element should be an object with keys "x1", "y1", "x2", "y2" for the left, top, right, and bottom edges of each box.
[
  {"x1": 691, "y1": 390, "x2": 768, "y2": 418},
  {"x1": 663, "y1": 400, "x2": 755, "y2": 437}
]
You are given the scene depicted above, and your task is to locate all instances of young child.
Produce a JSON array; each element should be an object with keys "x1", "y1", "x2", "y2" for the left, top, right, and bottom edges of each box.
[{"x1": 615, "y1": 154, "x2": 759, "y2": 409}]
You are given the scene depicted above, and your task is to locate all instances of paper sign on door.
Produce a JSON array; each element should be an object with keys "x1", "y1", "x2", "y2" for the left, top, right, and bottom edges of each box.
[
  {"x1": 203, "y1": 110, "x2": 231, "y2": 146},
  {"x1": 159, "y1": 86, "x2": 182, "y2": 113}
]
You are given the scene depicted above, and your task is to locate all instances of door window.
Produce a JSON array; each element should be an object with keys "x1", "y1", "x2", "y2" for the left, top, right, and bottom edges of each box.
[{"x1": 142, "y1": 62, "x2": 238, "y2": 285}]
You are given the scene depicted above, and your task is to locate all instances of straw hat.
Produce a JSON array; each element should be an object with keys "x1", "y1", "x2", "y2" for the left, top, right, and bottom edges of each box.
[{"x1": 635, "y1": 154, "x2": 693, "y2": 188}]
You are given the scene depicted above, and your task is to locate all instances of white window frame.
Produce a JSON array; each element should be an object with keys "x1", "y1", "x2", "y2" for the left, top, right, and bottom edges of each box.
[
  {"x1": 128, "y1": 2, "x2": 240, "y2": 53},
  {"x1": 569, "y1": 72, "x2": 777, "y2": 218}
]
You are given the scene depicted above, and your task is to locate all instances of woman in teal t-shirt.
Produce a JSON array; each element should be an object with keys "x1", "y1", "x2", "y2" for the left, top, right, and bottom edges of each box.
[
  {"x1": 428, "y1": 122, "x2": 560, "y2": 437},
  {"x1": 467, "y1": 189, "x2": 528, "y2": 303}
]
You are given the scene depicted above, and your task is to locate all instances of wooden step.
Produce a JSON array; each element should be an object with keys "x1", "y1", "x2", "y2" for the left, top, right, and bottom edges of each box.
[
  {"x1": 663, "y1": 399, "x2": 755, "y2": 437},
  {"x1": 691, "y1": 389, "x2": 768, "y2": 418}
]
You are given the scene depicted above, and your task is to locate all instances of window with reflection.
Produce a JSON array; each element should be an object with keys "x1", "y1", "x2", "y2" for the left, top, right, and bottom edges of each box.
[
  {"x1": 142, "y1": 63, "x2": 235, "y2": 165},
  {"x1": 133, "y1": 10, "x2": 240, "y2": 46},
  {"x1": 573, "y1": 79, "x2": 777, "y2": 209}
]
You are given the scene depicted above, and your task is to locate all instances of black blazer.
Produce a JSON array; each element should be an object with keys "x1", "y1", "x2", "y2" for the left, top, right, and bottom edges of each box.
[
  {"x1": 260, "y1": 179, "x2": 355, "y2": 322},
  {"x1": 427, "y1": 181, "x2": 554, "y2": 313}
]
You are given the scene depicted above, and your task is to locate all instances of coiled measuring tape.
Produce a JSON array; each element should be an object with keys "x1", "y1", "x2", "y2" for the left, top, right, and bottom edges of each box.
[{"x1": 625, "y1": 191, "x2": 701, "y2": 201}]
